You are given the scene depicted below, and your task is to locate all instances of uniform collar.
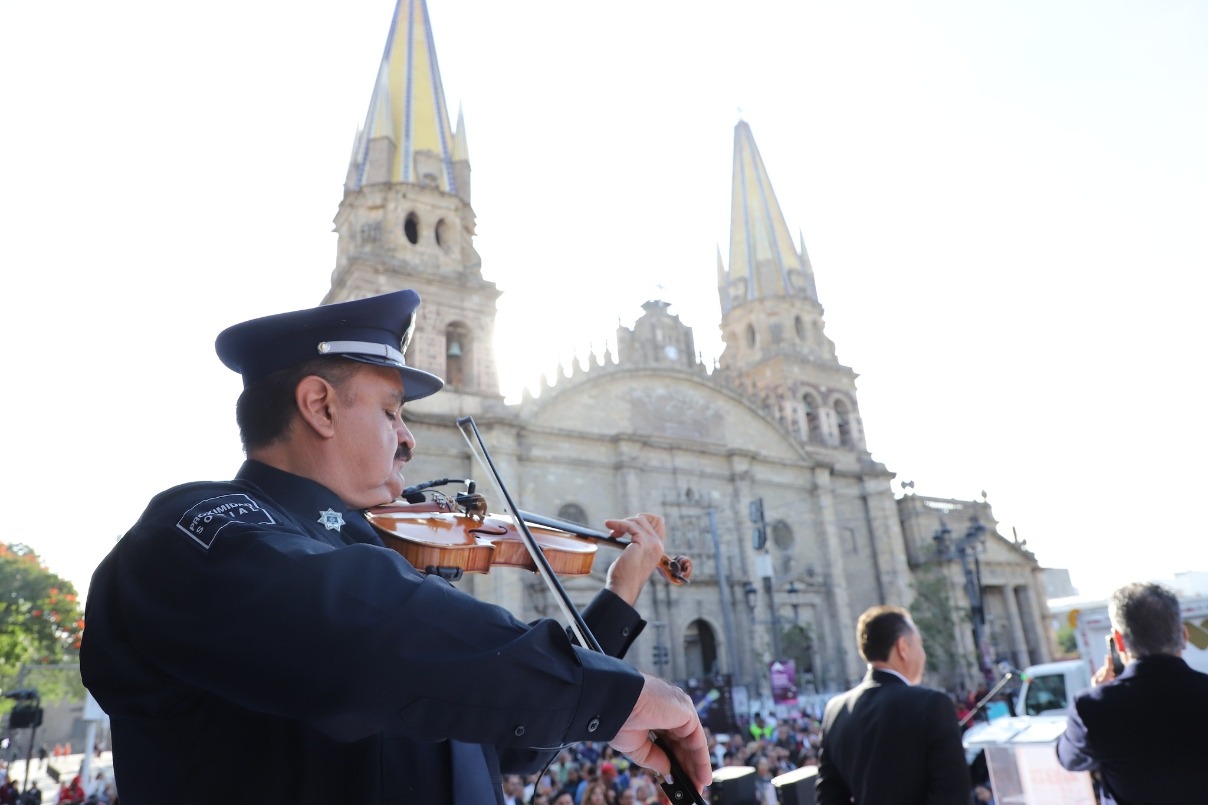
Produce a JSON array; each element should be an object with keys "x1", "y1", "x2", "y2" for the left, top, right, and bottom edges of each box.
[{"x1": 236, "y1": 459, "x2": 385, "y2": 547}]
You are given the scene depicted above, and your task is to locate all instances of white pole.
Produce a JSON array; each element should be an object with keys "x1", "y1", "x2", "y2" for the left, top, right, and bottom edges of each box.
[{"x1": 79, "y1": 721, "x2": 97, "y2": 795}]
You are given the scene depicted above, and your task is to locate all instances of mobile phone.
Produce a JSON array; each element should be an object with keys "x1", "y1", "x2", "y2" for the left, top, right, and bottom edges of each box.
[{"x1": 1106, "y1": 634, "x2": 1125, "y2": 675}]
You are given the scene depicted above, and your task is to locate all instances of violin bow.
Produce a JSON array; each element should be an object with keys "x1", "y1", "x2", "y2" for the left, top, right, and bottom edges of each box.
[{"x1": 456, "y1": 416, "x2": 706, "y2": 805}]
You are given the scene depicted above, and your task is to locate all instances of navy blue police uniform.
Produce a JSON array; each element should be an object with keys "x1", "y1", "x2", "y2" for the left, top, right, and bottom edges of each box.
[{"x1": 81, "y1": 291, "x2": 648, "y2": 804}]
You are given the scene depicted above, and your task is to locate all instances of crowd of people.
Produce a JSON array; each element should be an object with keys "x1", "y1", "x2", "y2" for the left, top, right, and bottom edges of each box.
[
  {"x1": 546, "y1": 605, "x2": 1002, "y2": 805},
  {"x1": 0, "y1": 759, "x2": 39, "y2": 805},
  {"x1": 55, "y1": 770, "x2": 117, "y2": 805},
  {"x1": 0, "y1": 756, "x2": 117, "y2": 805},
  {"x1": 494, "y1": 713, "x2": 828, "y2": 805}
]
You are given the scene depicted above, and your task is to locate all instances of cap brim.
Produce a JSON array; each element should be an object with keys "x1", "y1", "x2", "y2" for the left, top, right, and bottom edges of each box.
[
  {"x1": 399, "y1": 366, "x2": 444, "y2": 402},
  {"x1": 343, "y1": 355, "x2": 444, "y2": 401}
]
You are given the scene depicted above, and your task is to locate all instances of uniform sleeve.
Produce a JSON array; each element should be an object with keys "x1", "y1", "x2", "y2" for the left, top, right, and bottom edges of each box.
[
  {"x1": 500, "y1": 587, "x2": 646, "y2": 774},
  {"x1": 573, "y1": 588, "x2": 646, "y2": 657},
  {"x1": 84, "y1": 487, "x2": 643, "y2": 751}
]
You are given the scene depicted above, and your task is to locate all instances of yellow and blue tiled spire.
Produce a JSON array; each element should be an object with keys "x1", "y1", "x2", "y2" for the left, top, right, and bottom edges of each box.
[
  {"x1": 348, "y1": 0, "x2": 459, "y2": 193},
  {"x1": 721, "y1": 120, "x2": 818, "y2": 314}
]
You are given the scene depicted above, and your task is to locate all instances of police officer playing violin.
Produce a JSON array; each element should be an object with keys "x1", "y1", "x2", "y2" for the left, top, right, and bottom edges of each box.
[{"x1": 81, "y1": 290, "x2": 712, "y2": 805}]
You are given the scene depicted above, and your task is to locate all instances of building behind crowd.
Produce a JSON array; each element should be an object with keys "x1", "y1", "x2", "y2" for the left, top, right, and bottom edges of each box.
[{"x1": 323, "y1": 0, "x2": 1055, "y2": 703}]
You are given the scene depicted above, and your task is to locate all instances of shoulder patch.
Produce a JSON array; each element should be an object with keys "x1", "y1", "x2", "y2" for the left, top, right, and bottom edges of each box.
[{"x1": 176, "y1": 493, "x2": 276, "y2": 549}]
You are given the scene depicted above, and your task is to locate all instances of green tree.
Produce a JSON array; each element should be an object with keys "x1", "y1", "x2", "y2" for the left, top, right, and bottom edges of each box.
[
  {"x1": 1055, "y1": 623, "x2": 1078, "y2": 658},
  {"x1": 0, "y1": 543, "x2": 85, "y2": 707},
  {"x1": 910, "y1": 562, "x2": 973, "y2": 692}
]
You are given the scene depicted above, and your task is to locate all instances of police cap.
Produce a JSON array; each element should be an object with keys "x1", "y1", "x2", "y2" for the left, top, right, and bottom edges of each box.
[{"x1": 214, "y1": 290, "x2": 445, "y2": 402}]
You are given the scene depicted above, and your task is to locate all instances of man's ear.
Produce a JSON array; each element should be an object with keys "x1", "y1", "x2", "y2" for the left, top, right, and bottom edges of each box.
[
  {"x1": 1112, "y1": 628, "x2": 1126, "y2": 653},
  {"x1": 294, "y1": 375, "x2": 338, "y2": 438}
]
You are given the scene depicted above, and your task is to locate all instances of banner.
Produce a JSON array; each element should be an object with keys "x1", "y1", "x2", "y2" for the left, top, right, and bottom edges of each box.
[{"x1": 769, "y1": 659, "x2": 799, "y2": 706}]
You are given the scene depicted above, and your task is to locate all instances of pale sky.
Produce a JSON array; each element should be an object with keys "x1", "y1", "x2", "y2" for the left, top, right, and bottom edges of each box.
[{"x1": 2, "y1": 0, "x2": 1206, "y2": 603}]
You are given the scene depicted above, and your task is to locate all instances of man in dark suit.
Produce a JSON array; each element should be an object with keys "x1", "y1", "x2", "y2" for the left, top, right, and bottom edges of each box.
[
  {"x1": 1056, "y1": 582, "x2": 1208, "y2": 804},
  {"x1": 816, "y1": 605, "x2": 971, "y2": 805}
]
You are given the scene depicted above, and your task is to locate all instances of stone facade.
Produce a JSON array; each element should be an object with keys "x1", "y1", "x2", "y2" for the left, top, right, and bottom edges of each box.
[{"x1": 319, "y1": 0, "x2": 1052, "y2": 704}]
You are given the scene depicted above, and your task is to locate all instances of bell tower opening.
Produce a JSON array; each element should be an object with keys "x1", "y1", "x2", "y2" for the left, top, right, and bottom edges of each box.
[
  {"x1": 435, "y1": 217, "x2": 453, "y2": 252},
  {"x1": 444, "y1": 322, "x2": 470, "y2": 387},
  {"x1": 803, "y1": 393, "x2": 823, "y2": 443},
  {"x1": 835, "y1": 398, "x2": 853, "y2": 447}
]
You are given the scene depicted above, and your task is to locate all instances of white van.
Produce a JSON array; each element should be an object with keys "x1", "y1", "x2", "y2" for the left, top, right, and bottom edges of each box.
[{"x1": 1015, "y1": 659, "x2": 1092, "y2": 716}]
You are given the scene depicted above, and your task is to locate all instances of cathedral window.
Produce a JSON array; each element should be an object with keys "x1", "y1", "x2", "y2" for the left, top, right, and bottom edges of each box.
[
  {"x1": 404, "y1": 212, "x2": 420, "y2": 245},
  {"x1": 444, "y1": 322, "x2": 470, "y2": 387},
  {"x1": 745, "y1": 323, "x2": 756, "y2": 348},
  {"x1": 557, "y1": 504, "x2": 588, "y2": 526},
  {"x1": 771, "y1": 520, "x2": 794, "y2": 550},
  {"x1": 834, "y1": 399, "x2": 854, "y2": 447},
  {"x1": 795, "y1": 315, "x2": 806, "y2": 341}
]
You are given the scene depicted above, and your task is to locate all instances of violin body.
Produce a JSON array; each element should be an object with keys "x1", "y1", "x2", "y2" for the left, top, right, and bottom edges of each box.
[
  {"x1": 367, "y1": 490, "x2": 692, "y2": 585},
  {"x1": 366, "y1": 505, "x2": 597, "y2": 578}
]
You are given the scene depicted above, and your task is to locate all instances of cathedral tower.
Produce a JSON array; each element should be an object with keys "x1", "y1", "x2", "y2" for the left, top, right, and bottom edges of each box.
[
  {"x1": 325, "y1": 0, "x2": 502, "y2": 407},
  {"x1": 299, "y1": 7, "x2": 1049, "y2": 697},
  {"x1": 718, "y1": 120, "x2": 868, "y2": 454}
]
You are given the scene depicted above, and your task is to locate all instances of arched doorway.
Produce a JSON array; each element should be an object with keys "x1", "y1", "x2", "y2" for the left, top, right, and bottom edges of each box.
[{"x1": 684, "y1": 619, "x2": 719, "y2": 679}]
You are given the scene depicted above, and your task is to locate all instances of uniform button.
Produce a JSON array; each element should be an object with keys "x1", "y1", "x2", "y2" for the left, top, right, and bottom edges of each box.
[
  {"x1": 622, "y1": 627, "x2": 630, "y2": 637},
  {"x1": 587, "y1": 717, "x2": 601, "y2": 733},
  {"x1": 513, "y1": 725, "x2": 525, "y2": 737}
]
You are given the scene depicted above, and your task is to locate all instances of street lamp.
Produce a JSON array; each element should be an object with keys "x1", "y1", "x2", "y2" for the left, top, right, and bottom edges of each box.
[
  {"x1": 934, "y1": 517, "x2": 992, "y2": 686},
  {"x1": 744, "y1": 579, "x2": 782, "y2": 654},
  {"x1": 743, "y1": 580, "x2": 758, "y2": 613},
  {"x1": 742, "y1": 581, "x2": 760, "y2": 699},
  {"x1": 785, "y1": 581, "x2": 801, "y2": 624},
  {"x1": 4, "y1": 688, "x2": 42, "y2": 793}
]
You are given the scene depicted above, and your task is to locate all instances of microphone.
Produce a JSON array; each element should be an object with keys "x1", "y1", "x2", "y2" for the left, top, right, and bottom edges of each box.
[
  {"x1": 401, "y1": 478, "x2": 476, "y2": 503},
  {"x1": 960, "y1": 663, "x2": 1028, "y2": 727},
  {"x1": 996, "y1": 661, "x2": 1029, "y2": 681}
]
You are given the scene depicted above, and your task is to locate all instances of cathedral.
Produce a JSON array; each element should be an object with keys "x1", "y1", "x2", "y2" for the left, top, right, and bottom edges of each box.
[{"x1": 323, "y1": 0, "x2": 1052, "y2": 710}]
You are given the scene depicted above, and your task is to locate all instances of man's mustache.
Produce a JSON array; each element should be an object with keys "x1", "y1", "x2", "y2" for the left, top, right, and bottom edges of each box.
[{"x1": 395, "y1": 445, "x2": 413, "y2": 462}]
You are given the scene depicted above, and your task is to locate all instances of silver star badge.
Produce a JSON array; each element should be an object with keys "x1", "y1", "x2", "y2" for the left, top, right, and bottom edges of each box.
[{"x1": 318, "y1": 508, "x2": 345, "y2": 532}]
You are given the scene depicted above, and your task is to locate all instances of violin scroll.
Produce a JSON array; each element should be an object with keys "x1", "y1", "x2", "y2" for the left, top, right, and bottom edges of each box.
[{"x1": 661, "y1": 554, "x2": 693, "y2": 586}]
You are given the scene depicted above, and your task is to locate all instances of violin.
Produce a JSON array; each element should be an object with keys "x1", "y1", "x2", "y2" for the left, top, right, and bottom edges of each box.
[{"x1": 365, "y1": 487, "x2": 692, "y2": 586}]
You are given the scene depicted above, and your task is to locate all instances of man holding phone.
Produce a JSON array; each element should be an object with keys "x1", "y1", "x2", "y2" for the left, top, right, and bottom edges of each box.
[
  {"x1": 1105, "y1": 634, "x2": 1125, "y2": 676},
  {"x1": 1056, "y1": 582, "x2": 1208, "y2": 804}
]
